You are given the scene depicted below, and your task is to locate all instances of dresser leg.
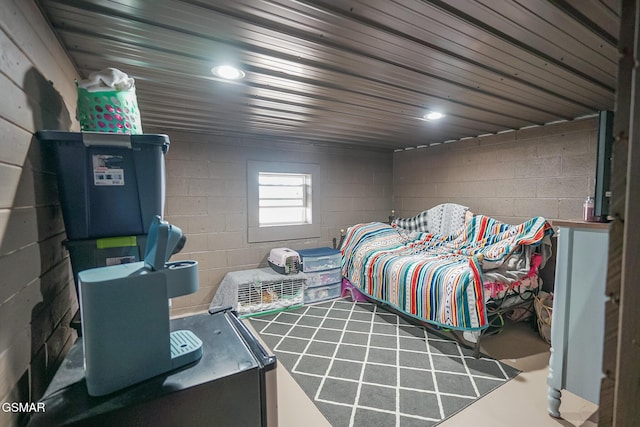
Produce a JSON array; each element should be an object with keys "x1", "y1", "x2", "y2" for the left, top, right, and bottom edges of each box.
[{"x1": 548, "y1": 386, "x2": 561, "y2": 418}]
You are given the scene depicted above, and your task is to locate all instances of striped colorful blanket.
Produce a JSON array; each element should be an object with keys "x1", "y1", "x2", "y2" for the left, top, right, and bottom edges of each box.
[{"x1": 341, "y1": 215, "x2": 553, "y2": 330}]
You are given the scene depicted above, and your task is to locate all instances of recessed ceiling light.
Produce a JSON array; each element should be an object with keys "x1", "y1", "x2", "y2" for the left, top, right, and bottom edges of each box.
[
  {"x1": 211, "y1": 65, "x2": 245, "y2": 80},
  {"x1": 424, "y1": 111, "x2": 445, "y2": 121}
]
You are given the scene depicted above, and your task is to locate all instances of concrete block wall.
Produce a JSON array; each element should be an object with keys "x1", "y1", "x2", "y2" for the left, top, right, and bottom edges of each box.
[
  {"x1": 0, "y1": 2, "x2": 79, "y2": 425},
  {"x1": 393, "y1": 117, "x2": 599, "y2": 224},
  {"x1": 153, "y1": 129, "x2": 393, "y2": 317}
]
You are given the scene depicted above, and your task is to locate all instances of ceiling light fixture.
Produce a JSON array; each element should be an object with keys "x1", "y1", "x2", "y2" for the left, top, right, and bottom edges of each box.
[
  {"x1": 424, "y1": 111, "x2": 445, "y2": 121},
  {"x1": 211, "y1": 65, "x2": 245, "y2": 80}
]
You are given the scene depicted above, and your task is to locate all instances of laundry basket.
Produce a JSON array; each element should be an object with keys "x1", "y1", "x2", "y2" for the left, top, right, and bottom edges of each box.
[
  {"x1": 534, "y1": 291, "x2": 553, "y2": 344},
  {"x1": 77, "y1": 86, "x2": 142, "y2": 134}
]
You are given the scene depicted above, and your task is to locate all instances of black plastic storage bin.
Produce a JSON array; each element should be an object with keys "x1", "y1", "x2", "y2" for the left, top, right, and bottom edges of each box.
[
  {"x1": 63, "y1": 235, "x2": 148, "y2": 290},
  {"x1": 37, "y1": 131, "x2": 169, "y2": 240},
  {"x1": 63, "y1": 234, "x2": 148, "y2": 335}
]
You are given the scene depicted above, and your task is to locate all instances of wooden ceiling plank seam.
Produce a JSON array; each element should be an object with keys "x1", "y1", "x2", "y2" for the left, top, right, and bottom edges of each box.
[
  {"x1": 548, "y1": 0, "x2": 620, "y2": 42},
  {"x1": 63, "y1": 38, "x2": 552, "y2": 125},
  {"x1": 131, "y1": 77, "x2": 500, "y2": 137},
  {"x1": 140, "y1": 117, "x2": 447, "y2": 150},
  {"x1": 509, "y1": 0, "x2": 617, "y2": 70},
  {"x1": 71, "y1": 47, "x2": 564, "y2": 131},
  {"x1": 54, "y1": 18, "x2": 603, "y2": 115},
  {"x1": 432, "y1": 0, "x2": 616, "y2": 89},
  {"x1": 130, "y1": 78, "x2": 498, "y2": 136},
  {"x1": 138, "y1": 105, "x2": 421, "y2": 145},
  {"x1": 62, "y1": 33, "x2": 577, "y2": 126},
  {"x1": 507, "y1": 0, "x2": 617, "y2": 51},
  {"x1": 149, "y1": 120, "x2": 400, "y2": 151},
  {"x1": 48, "y1": 18, "x2": 556, "y2": 115},
  {"x1": 260, "y1": 0, "x2": 617, "y2": 78},
  {"x1": 44, "y1": 0, "x2": 614, "y2": 109},
  {"x1": 248, "y1": 0, "x2": 615, "y2": 107},
  {"x1": 598, "y1": 0, "x2": 620, "y2": 15},
  {"x1": 46, "y1": 8, "x2": 599, "y2": 117},
  {"x1": 70, "y1": 44, "x2": 600, "y2": 136},
  {"x1": 141, "y1": 88, "x2": 496, "y2": 140},
  {"x1": 136, "y1": 94, "x2": 490, "y2": 140},
  {"x1": 127, "y1": 78, "x2": 433, "y2": 129},
  {"x1": 138, "y1": 111, "x2": 384, "y2": 140},
  {"x1": 297, "y1": 0, "x2": 615, "y2": 99},
  {"x1": 37, "y1": 0, "x2": 618, "y2": 149}
]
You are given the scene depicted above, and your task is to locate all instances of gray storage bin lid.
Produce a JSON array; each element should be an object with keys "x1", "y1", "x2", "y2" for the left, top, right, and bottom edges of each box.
[{"x1": 36, "y1": 130, "x2": 169, "y2": 153}]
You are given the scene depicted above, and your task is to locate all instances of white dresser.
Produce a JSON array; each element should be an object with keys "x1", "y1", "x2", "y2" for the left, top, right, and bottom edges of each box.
[{"x1": 547, "y1": 220, "x2": 609, "y2": 418}]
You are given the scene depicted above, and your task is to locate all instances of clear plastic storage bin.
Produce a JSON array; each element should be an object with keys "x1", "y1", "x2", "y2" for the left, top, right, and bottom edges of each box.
[
  {"x1": 304, "y1": 282, "x2": 341, "y2": 304},
  {"x1": 297, "y1": 247, "x2": 341, "y2": 272},
  {"x1": 304, "y1": 269, "x2": 342, "y2": 288}
]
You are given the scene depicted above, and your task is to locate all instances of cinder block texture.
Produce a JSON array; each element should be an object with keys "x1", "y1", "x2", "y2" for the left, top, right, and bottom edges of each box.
[
  {"x1": 393, "y1": 118, "x2": 598, "y2": 225},
  {"x1": 159, "y1": 129, "x2": 393, "y2": 315}
]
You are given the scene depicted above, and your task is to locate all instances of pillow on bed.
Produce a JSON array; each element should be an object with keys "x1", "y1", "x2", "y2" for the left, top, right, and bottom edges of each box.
[
  {"x1": 392, "y1": 210, "x2": 429, "y2": 232},
  {"x1": 392, "y1": 203, "x2": 470, "y2": 235}
]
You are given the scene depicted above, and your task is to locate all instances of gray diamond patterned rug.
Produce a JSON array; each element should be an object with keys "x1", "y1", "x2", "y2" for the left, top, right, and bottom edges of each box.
[{"x1": 249, "y1": 299, "x2": 520, "y2": 427}]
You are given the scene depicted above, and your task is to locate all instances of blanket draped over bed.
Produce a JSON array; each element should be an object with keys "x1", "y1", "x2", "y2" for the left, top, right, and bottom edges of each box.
[{"x1": 341, "y1": 215, "x2": 554, "y2": 331}]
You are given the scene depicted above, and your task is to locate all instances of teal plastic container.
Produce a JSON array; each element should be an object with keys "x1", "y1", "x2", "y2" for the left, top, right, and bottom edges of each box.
[{"x1": 76, "y1": 87, "x2": 142, "y2": 134}]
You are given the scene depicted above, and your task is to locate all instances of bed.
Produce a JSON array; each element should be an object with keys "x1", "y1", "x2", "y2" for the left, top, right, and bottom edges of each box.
[{"x1": 340, "y1": 207, "x2": 554, "y2": 356}]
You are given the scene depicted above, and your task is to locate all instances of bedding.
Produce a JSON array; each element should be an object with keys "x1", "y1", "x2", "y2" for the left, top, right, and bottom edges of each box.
[
  {"x1": 391, "y1": 203, "x2": 470, "y2": 235},
  {"x1": 341, "y1": 214, "x2": 553, "y2": 331}
]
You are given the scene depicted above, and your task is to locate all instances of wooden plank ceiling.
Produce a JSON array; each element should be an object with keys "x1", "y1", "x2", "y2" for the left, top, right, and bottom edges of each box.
[{"x1": 36, "y1": 0, "x2": 620, "y2": 150}]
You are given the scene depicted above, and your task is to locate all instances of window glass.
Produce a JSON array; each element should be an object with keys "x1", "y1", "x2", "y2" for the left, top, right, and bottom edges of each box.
[
  {"x1": 247, "y1": 161, "x2": 320, "y2": 243},
  {"x1": 258, "y1": 172, "x2": 310, "y2": 226}
]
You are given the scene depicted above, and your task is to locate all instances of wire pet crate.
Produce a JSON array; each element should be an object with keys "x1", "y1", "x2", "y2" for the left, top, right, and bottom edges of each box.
[
  {"x1": 210, "y1": 267, "x2": 306, "y2": 317},
  {"x1": 237, "y1": 275, "x2": 305, "y2": 316}
]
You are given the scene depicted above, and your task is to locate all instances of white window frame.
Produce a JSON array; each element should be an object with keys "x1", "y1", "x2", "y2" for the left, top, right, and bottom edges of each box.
[{"x1": 247, "y1": 160, "x2": 320, "y2": 243}]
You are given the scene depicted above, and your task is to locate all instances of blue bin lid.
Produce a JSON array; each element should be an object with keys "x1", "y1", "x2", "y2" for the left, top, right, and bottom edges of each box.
[
  {"x1": 36, "y1": 130, "x2": 170, "y2": 153},
  {"x1": 296, "y1": 247, "x2": 340, "y2": 258}
]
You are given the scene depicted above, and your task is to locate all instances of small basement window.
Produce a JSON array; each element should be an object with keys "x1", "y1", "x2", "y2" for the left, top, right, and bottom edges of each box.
[
  {"x1": 258, "y1": 172, "x2": 311, "y2": 226},
  {"x1": 247, "y1": 160, "x2": 320, "y2": 242}
]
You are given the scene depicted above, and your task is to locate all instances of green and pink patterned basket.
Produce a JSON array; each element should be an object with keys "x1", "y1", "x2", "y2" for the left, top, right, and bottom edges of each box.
[{"x1": 76, "y1": 86, "x2": 142, "y2": 134}]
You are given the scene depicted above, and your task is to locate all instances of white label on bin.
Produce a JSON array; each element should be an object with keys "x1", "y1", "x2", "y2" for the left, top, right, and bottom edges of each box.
[
  {"x1": 93, "y1": 154, "x2": 125, "y2": 186},
  {"x1": 106, "y1": 256, "x2": 135, "y2": 266}
]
